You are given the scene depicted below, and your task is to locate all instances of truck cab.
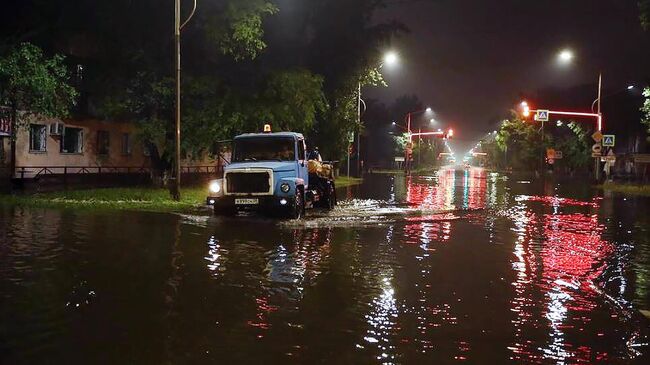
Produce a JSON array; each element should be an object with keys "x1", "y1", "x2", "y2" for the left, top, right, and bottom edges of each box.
[{"x1": 206, "y1": 129, "x2": 335, "y2": 219}]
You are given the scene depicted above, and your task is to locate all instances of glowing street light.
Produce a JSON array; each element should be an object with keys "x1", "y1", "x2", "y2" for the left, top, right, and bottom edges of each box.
[
  {"x1": 356, "y1": 50, "x2": 400, "y2": 177},
  {"x1": 558, "y1": 49, "x2": 574, "y2": 64},
  {"x1": 383, "y1": 51, "x2": 399, "y2": 67},
  {"x1": 627, "y1": 85, "x2": 635, "y2": 90}
]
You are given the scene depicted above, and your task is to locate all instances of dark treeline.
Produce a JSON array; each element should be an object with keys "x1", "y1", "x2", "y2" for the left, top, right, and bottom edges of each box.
[{"x1": 0, "y1": 0, "x2": 410, "y2": 170}]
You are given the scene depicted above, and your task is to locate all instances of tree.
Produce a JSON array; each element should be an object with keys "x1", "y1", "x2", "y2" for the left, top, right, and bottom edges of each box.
[
  {"x1": 640, "y1": 0, "x2": 650, "y2": 30},
  {"x1": 555, "y1": 122, "x2": 592, "y2": 171},
  {"x1": 494, "y1": 113, "x2": 540, "y2": 170},
  {"x1": 642, "y1": 87, "x2": 650, "y2": 142},
  {"x1": 0, "y1": 43, "x2": 77, "y2": 168},
  {"x1": 0, "y1": 0, "x2": 403, "y2": 181},
  {"x1": 0, "y1": 43, "x2": 77, "y2": 128}
]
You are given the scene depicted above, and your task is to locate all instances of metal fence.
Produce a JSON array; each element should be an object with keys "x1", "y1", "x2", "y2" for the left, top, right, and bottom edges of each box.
[{"x1": 11, "y1": 165, "x2": 223, "y2": 179}]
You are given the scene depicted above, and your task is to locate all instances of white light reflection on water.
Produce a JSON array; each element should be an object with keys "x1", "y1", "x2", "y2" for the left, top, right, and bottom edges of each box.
[
  {"x1": 361, "y1": 277, "x2": 399, "y2": 364},
  {"x1": 204, "y1": 236, "x2": 226, "y2": 276}
]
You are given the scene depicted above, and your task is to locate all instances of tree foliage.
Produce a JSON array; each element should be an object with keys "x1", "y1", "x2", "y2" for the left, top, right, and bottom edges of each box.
[
  {"x1": 555, "y1": 122, "x2": 592, "y2": 170},
  {"x1": 640, "y1": 0, "x2": 650, "y2": 30},
  {"x1": 0, "y1": 43, "x2": 77, "y2": 130},
  {"x1": 204, "y1": 0, "x2": 279, "y2": 60},
  {"x1": 494, "y1": 113, "x2": 540, "y2": 170},
  {"x1": 642, "y1": 87, "x2": 650, "y2": 142},
  {"x1": 0, "y1": 0, "x2": 405, "y2": 170}
]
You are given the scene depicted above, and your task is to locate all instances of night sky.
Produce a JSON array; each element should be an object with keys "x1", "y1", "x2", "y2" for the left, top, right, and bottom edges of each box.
[{"x1": 368, "y1": 0, "x2": 650, "y2": 153}]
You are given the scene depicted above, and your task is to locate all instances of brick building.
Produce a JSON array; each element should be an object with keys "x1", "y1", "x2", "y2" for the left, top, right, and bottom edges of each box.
[{"x1": 0, "y1": 115, "x2": 225, "y2": 190}]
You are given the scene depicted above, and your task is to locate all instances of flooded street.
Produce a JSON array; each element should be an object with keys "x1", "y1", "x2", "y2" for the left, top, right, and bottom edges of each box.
[{"x1": 1, "y1": 168, "x2": 650, "y2": 364}]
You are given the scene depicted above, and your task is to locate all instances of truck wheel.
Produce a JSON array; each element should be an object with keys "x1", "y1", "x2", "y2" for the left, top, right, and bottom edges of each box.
[
  {"x1": 288, "y1": 188, "x2": 305, "y2": 219},
  {"x1": 323, "y1": 182, "x2": 337, "y2": 210}
]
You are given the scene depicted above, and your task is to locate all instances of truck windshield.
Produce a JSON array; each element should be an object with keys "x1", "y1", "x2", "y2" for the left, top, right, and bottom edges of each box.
[{"x1": 232, "y1": 137, "x2": 295, "y2": 162}]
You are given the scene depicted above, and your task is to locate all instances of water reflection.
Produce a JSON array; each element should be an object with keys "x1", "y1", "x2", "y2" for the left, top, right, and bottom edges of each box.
[{"x1": 1, "y1": 169, "x2": 649, "y2": 364}]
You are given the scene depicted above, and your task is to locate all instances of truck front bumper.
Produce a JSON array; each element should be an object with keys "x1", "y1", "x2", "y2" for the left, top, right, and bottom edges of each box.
[{"x1": 206, "y1": 195, "x2": 296, "y2": 213}]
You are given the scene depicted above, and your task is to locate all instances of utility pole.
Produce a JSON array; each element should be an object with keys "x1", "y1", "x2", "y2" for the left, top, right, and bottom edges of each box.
[
  {"x1": 595, "y1": 73, "x2": 602, "y2": 182},
  {"x1": 357, "y1": 82, "x2": 361, "y2": 177},
  {"x1": 418, "y1": 127, "x2": 421, "y2": 167},
  {"x1": 173, "y1": 0, "x2": 181, "y2": 201},
  {"x1": 172, "y1": 0, "x2": 196, "y2": 201},
  {"x1": 539, "y1": 120, "x2": 546, "y2": 175}
]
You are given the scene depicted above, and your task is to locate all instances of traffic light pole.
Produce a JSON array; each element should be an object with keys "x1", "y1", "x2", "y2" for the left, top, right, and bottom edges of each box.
[{"x1": 594, "y1": 73, "x2": 602, "y2": 182}]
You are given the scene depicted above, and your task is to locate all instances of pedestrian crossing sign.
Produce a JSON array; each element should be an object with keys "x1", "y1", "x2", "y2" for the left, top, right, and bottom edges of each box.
[
  {"x1": 535, "y1": 110, "x2": 549, "y2": 122},
  {"x1": 602, "y1": 135, "x2": 615, "y2": 147}
]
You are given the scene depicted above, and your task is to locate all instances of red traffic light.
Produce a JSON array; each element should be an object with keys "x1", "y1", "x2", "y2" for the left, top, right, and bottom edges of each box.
[
  {"x1": 446, "y1": 128, "x2": 454, "y2": 139},
  {"x1": 520, "y1": 101, "x2": 531, "y2": 118}
]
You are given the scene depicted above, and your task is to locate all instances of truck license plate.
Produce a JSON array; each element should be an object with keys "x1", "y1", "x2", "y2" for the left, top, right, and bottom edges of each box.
[{"x1": 235, "y1": 198, "x2": 259, "y2": 205}]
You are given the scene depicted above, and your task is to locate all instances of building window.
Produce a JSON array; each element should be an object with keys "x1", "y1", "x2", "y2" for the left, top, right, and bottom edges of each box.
[
  {"x1": 121, "y1": 133, "x2": 132, "y2": 155},
  {"x1": 97, "y1": 130, "x2": 110, "y2": 155},
  {"x1": 61, "y1": 127, "x2": 83, "y2": 154},
  {"x1": 298, "y1": 139, "x2": 305, "y2": 161},
  {"x1": 29, "y1": 124, "x2": 47, "y2": 152}
]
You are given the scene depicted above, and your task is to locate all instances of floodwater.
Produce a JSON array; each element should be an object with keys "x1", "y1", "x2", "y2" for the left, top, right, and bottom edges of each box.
[{"x1": 1, "y1": 168, "x2": 649, "y2": 364}]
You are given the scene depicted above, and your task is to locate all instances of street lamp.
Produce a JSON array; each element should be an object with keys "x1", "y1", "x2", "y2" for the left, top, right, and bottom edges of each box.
[
  {"x1": 558, "y1": 49, "x2": 574, "y2": 64},
  {"x1": 384, "y1": 51, "x2": 399, "y2": 67},
  {"x1": 590, "y1": 84, "x2": 638, "y2": 112},
  {"x1": 355, "y1": 50, "x2": 399, "y2": 177}
]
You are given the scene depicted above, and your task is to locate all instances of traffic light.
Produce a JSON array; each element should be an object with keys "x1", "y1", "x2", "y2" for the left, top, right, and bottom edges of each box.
[
  {"x1": 521, "y1": 101, "x2": 530, "y2": 118},
  {"x1": 446, "y1": 128, "x2": 454, "y2": 139}
]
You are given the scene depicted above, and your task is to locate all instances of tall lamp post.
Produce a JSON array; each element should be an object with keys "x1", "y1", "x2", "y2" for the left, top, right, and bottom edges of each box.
[
  {"x1": 556, "y1": 49, "x2": 607, "y2": 181},
  {"x1": 353, "y1": 51, "x2": 399, "y2": 177},
  {"x1": 172, "y1": 0, "x2": 197, "y2": 201}
]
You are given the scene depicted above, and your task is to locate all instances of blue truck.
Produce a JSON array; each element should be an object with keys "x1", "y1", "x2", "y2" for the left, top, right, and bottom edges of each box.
[{"x1": 206, "y1": 128, "x2": 336, "y2": 219}]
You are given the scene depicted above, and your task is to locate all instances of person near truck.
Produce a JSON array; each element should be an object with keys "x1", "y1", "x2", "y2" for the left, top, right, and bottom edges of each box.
[{"x1": 308, "y1": 146, "x2": 322, "y2": 162}]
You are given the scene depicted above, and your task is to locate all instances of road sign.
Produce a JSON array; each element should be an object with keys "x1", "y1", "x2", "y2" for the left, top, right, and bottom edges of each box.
[
  {"x1": 535, "y1": 110, "x2": 549, "y2": 122},
  {"x1": 592, "y1": 130, "x2": 603, "y2": 143},
  {"x1": 348, "y1": 131, "x2": 355, "y2": 143},
  {"x1": 602, "y1": 134, "x2": 615, "y2": 147},
  {"x1": 591, "y1": 143, "x2": 602, "y2": 154},
  {"x1": 394, "y1": 156, "x2": 405, "y2": 162},
  {"x1": 554, "y1": 151, "x2": 563, "y2": 159},
  {"x1": 601, "y1": 149, "x2": 616, "y2": 163},
  {"x1": 592, "y1": 152, "x2": 601, "y2": 158}
]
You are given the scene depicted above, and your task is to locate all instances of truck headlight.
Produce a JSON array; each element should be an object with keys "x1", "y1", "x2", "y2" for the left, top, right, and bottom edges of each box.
[
  {"x1": 280, "y1": 183, "x2": 291, "y2": 193},
  {"x1": 209, "y1": 180, "x2": 221, "y2": 194}
]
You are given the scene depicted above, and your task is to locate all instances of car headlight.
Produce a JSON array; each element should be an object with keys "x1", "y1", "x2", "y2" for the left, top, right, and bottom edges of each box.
[
  {"x1": 209, "y1": 180, "x2": 221, "y2": 194},
  {"x1": 280, "y1": 183, "x2": 291, "y2": 193}
]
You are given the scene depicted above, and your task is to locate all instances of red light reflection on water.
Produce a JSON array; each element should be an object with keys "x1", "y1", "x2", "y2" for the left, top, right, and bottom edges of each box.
[
  {"x1": 509, "y1": 195, "x2": 616, "y2": 363},
  {"x1": 403, "y1": 168, "x2": 488, "y2": 245}
]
